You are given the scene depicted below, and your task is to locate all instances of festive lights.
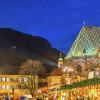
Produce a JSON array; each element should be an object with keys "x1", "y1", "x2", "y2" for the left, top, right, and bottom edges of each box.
[{"x1": 66, "y1": 26, "x2": 100, "y2": 58}]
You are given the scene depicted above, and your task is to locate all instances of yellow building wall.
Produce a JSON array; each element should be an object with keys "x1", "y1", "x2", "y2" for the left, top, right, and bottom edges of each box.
[{"x1": 0, "y1": 75, "x2": 37, "y2": 99}]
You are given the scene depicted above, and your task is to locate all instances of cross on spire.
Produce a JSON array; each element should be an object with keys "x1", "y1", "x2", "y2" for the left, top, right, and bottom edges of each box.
[{"x1": 83, "y1": 20, "x2": 86, "y2": 26}]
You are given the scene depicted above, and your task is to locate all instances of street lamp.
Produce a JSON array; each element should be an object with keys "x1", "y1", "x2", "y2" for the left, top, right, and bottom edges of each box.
[{"x1": 12, "y1": 86, "x2": 15, "y2": 100}]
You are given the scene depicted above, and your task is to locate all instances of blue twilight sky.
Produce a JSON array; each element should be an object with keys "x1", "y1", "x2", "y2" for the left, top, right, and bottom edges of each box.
[{"x1": 0, "y1": 0, "x2": 100, "y2": 54}]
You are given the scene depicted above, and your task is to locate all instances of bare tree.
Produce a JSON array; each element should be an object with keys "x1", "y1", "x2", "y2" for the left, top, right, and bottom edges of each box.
[{"x1": 18, "y1": 59, "x2": 46, "y2": 97}]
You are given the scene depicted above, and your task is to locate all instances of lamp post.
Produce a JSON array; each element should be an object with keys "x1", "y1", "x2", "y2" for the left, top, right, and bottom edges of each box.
[{"x1": 12, "y1": 86, "x2": 15, "y2": 100}]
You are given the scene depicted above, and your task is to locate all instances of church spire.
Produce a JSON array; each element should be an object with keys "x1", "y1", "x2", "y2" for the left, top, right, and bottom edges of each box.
[
  {"x1": 58, "y1": 52, "x2": 63, "y2": 68},
  {"x1": 83, "y1": 20, "x2": 86, "y2": 26},
  {"x1": 58, "y1": 52, "x2": 63, "y2": 61}
]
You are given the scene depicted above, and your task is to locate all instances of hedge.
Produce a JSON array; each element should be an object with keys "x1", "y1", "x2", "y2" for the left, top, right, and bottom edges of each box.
[{"x1": 61, "y1": 78, "x2": 100, "y2": 90}]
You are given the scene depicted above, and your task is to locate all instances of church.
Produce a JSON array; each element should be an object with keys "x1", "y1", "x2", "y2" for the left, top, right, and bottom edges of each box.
[
  {"x1": 47, "y1": 26, "x2": 100, "y2": 90},
  {"x1": 58, "y1": 26, "x2": 100, "y2": 78}
]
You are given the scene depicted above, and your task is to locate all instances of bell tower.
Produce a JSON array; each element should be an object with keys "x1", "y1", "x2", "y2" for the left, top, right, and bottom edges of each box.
[{"x1": 58, "y1": 53, "x2": 64, "y2": 68}]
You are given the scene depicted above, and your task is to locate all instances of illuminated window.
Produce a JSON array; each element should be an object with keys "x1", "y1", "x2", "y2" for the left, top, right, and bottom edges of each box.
[
  {"x1": 2, "y1": 78, "x2": 6, "y2": 82},
  {"x1": 6, "y1": 85, "x2": 10, "y2": 89},
  {"x1": 19, "y1": 78, "x2": 22, "y2": 82},
  {"x1": 2, "y1": 85, "x2": 5, "y2": 89},
  {"x1": 6, "y1": 78, "x2": 10, "y2": 82},
  {"x1": 24, "y1": 78, "x2": 28, "y2": 82},
  {"x1": 19, "y1": 77, "x2": 25, "y2": 82}
]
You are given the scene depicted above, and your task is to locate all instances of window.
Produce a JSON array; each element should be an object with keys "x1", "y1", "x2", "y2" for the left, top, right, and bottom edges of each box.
[
  {"x1": 19, "y1": 78, "x2": 22, "y2": 82},
  {"x1": 24, "y1": 78, "x2": 28, "y2": 82},
  {"x1": 2, "y1": 78, "x2": 6, "y2": 82},
  {"x1": 19, "y1": 77, "x2": 25, "y2": 82},
  {"x1": 60, "y1": 64, "x2": 62, "y2": 67},
  {"x1": 6, "y1": 85, "x2": 10, "y2": 89},
  {"x1": 6, "y1": 78, "x2": 10, "y2": 82},
  {"x1": 10, "y1": 78, "x2": 14, "y2": 82},
  {"x1": 2, "y1": 85, "x2": 6, "y2": 89}
]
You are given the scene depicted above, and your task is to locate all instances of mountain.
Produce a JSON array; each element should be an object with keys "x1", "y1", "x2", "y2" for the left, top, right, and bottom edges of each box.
[{"x1": 0, "y1": 28, "x2": 63, "y2": 74}]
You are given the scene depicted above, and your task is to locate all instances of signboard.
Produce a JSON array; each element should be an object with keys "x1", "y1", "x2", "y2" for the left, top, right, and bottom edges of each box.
[{"x1": 88, "y1": 71, "x2": 95, "y2": 79}]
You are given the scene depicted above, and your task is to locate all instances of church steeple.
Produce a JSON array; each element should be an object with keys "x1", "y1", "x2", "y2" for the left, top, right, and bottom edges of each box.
[
  {"x1": 60, "y1": 53, "x2": 62, "y2": 59},
  {"x1": 58, "y1": 53, "x2": 64, "y2": 68}
]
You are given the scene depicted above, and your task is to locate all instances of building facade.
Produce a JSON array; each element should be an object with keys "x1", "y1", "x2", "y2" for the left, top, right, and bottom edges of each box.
[
  {"x1": 58, "y1": 26, "x2": 100, "y2": 78},
  {"x1": 0, "y1": 75, "x2": 38, "y2": 99}
]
